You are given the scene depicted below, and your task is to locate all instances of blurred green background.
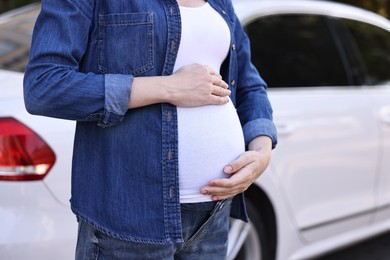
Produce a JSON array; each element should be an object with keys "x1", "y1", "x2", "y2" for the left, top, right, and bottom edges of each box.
[
  {"x1": 333, "y1": 0, "x2": 390, "y2": 18},
  {"x1": 0, "y1": 0, "x2": 38, "y2": 13},
  {"x1": 0, "y1": 0, "x2": 389, "y2": 18}
]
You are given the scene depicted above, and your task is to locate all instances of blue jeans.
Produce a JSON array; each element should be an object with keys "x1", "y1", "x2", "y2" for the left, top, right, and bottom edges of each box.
[{"x1": 75, "y1": 199, "x2": 232, "y2": 260}]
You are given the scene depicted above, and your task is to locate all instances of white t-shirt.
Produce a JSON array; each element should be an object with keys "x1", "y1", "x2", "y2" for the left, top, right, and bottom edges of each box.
[{"x1": 175, "y1": 2, "x2": 245, "y2": 203}]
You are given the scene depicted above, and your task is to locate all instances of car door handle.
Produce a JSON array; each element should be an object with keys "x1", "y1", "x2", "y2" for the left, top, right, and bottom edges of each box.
[
  {"x1": 379, "y1": 107, "x2": 390, "y2": 125},
  {"x1": 276, "y1": 123, "x2": 295, "y2": 135},
  {"x1": 381, "y1": 116, "x2": 390, "y2": 125}
]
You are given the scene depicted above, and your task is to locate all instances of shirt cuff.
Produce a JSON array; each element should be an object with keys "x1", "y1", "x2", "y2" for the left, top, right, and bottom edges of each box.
[
  {"x1": 99, "y1": 74, "x2": 133, "y2": 127},
  {"x1": 242, "y1": 118, "x2": 278, "y2": 149}
]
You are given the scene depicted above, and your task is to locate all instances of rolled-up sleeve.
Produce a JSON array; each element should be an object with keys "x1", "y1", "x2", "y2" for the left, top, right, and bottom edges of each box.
[
  {"x1": 97, "y1": 74, "x2": 133, "y2": 127},
  {"x1": 243, "y1": 119, "x2": 277, "y2": 149}
]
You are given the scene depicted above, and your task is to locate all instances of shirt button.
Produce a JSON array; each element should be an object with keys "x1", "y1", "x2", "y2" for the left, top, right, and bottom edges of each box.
[
  {"x1": 171, "y1": 40, "x2": 175, "y2": 50},
  {"x1": 167, "y1": 150, "x2": 172, "y2": 160},
  {"x1": 232, "y1": 44, "x2": 236, "y2": 51},
  {"x1": 222, "y1": 10, "x2": 226, "y2": 15},
  {"x1": 230, "y1": 80, "x2": 235, "y2": 86},
  {"x1": 167, "y1": 111, "x2": 171, "y2": 121}
]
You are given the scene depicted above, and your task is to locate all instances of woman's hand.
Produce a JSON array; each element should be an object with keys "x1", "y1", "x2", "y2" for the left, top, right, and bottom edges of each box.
[
  {"x1": 201, "y1": 136, "x2": 272, "y2": 200},
  {"x1": 167, "y1": 64, "x2": 230, "y2": 107},
  {"x1": 129, "y1": 64, "x2": 230, "y2": 108}
]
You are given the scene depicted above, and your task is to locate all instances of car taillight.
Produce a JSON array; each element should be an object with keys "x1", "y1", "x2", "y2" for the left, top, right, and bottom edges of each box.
[{"x1": 0, "y1": 117, "x2": 56, "y2": 181}]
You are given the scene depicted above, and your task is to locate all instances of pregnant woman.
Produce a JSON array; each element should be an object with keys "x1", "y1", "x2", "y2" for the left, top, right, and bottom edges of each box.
[{"x1": 24, "y1": 0, "x2": 277, "y2": 259}]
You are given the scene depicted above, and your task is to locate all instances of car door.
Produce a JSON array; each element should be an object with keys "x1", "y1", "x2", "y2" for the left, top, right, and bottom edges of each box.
[
  {"x1": 337, "y1": 18, "x2": 390, "y2": 222},
  {"x1": 244, "y1": 13, "x2": 379, "y2": 242}
]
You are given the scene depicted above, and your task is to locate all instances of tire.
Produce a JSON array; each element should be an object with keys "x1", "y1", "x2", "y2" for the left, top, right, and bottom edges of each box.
[{"x1": 232, "y1": 200, "x2": 274, "y2": 260}]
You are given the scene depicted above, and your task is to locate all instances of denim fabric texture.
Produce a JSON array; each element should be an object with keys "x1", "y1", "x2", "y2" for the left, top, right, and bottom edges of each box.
[
  {"x1": 24, "y1": 0, "x2": 277, "y2": 244},
  {"x1": 75, "y1": 199, "x2": 232, "y2": 260}
]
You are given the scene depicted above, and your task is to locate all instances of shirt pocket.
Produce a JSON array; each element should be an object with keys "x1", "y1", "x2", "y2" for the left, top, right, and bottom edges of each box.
[{"x1": 98, "y1": 12, "x2": 154, "y2": 76}]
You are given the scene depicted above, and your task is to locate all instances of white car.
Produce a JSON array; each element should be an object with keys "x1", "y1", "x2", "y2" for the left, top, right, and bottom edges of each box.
[{"x1": 1, "y1": 1, "x2": 390, "y2": 260}]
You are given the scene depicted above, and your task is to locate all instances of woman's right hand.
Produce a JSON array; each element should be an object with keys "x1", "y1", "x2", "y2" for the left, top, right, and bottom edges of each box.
[
  {"x1": 166, "y1": 64, "x2": 230, "y2": 107},
  {"x1": 129, "y1": 63, "x2": 230, "y2": 109}
]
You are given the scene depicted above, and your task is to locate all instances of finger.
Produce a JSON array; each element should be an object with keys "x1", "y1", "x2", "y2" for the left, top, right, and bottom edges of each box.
[
  {"x1": 209, "y1": 95, "x2": 230, "y2": 105},
  {"x1": 209, "y1": 177, "x2": 238, "y2": 189},
  {"x1": 204, "y1": 65, "x2": 221, "y2": 77},
  {"x1": 212, "y1": 76, "x2": 229, "y2": 89},
  {"x1": 212, "y1": 168, "x2": 253, "y2": 188},
  {"x1": 212, "y1": 85, "x2": 230, "y2": 97},
  {"x1": 212, "y1": 192, "x2": 237, "y2": 201},
  {"x1": 201, "y1": 185, "x2": 240, "y2": 199},
  {"x1": 201, "y1": 169, "x2": 255, "y2": 200},
  {"x1": 201, "y1": 180, "x2": 245, "y2": 200},
  {"x1": 224, "y1": 152, "x2": 254, "y2": 174}
]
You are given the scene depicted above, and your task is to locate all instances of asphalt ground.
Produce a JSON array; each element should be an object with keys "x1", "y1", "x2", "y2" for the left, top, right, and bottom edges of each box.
[{"x1": 314, "y1": 231, "x2": 390, "y2": 260}]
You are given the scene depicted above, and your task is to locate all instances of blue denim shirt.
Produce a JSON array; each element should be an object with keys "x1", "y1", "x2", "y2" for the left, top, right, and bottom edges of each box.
[{"x1": 24, "y1": 0, "x2": 277, "y2": 244}]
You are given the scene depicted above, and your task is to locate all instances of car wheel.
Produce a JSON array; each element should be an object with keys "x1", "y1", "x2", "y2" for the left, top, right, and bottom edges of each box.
[{"x1": 228, "y1": 200, "x2": 273, "y2": 260}]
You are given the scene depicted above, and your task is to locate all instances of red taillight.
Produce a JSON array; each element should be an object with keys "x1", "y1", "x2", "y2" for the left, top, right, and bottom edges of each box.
[{"x1": 0, "y1": 117, "x2": 56, "y2": 181}]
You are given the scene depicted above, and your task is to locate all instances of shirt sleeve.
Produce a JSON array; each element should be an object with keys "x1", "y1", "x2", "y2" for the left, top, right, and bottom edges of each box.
[
  {"x1": 228, "y1": 1, "x2": 278, "y2": 148},
  {"x1": 23, "y1": 0, "x2": 132, "y2": 127}
]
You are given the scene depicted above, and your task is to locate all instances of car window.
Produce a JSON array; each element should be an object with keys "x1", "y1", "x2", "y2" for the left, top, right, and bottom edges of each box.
[
  {"x1": 0, "y1": 5, "x2": 38, "y2": 72},
  {"x1": 340, "y1": 19, "x2": 390, "y2": 85},
  {"x1": 245, "y1": 14, "x2": 350, "y2": 88},
  {"x1": 0, "y1": 38, "x2": 29, "y2": 72}
]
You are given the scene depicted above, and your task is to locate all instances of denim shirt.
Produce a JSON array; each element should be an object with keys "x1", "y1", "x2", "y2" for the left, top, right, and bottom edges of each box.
[{"x1": 24, "y1": 0, "x2": 277, "y2": 244}]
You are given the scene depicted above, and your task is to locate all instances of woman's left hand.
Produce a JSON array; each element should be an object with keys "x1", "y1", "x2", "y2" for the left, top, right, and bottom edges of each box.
[{"x1": 201, "y1": 136, "x2": 272, "y2": 200}]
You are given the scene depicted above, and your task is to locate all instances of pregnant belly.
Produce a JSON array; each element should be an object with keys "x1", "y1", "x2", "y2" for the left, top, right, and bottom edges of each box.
[{"x1": 177, "y1": 100, "x2": 245, "y2": 203}]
